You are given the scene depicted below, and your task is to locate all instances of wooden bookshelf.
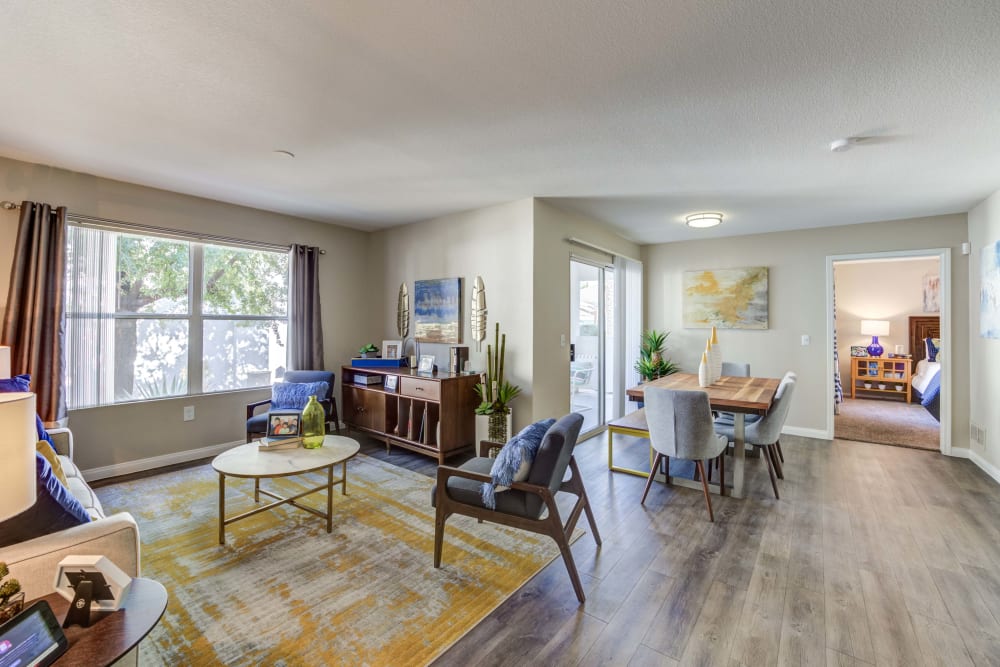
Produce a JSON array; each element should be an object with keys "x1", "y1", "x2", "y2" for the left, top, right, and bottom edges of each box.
[{"x1": 341, "y1": 365, "x2": 480, "y2": 463}]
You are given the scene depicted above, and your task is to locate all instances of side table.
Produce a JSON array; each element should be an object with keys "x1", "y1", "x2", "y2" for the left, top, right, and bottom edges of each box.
[{"x1": 33, "y1": 577, "x2": 167, "y2": 666}]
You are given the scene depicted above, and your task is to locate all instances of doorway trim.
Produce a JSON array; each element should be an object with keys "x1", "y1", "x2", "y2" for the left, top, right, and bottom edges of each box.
[{"x1": 825, "y1": 248, "x2": 952, "y2": 455}]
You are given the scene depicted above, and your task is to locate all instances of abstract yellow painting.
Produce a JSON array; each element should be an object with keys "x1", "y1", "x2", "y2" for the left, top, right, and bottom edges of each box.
[{"x1": 683, "y1": 267, "x2": 768, "y2": 329}]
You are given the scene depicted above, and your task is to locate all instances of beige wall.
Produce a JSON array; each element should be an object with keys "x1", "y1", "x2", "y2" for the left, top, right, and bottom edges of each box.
[
  {"x1": 835, "y1": 258, "x2": 940, "y2": 382},
  {"x1": 368, "y1": 199, "x2": 536, "y2": 428},
  {"x1": 531, "y1": 200, "x2": 641, "y2": 424},
  {"x1": 968, "y1": 189, "x2": 1000, "y2": 471},
  {"x1": 0, "y1": 156, "x2": 369, "y2": 472},
  {"x1": 642, "y1": 214, "x2": 969, "y2": 446}
]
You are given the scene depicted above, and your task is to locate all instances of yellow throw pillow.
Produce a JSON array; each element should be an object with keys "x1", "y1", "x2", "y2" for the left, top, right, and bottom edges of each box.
[{"x1": 36, "y1": 440, "x2": 69, "y2": 489}]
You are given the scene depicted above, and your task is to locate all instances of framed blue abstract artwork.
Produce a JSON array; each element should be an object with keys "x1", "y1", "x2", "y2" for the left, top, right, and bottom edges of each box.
[
  {"x1": 982, "y1": 240, "x2": 1000, "y2": 339},
  {"x1": 414, "y1": 278, "x2": 462, "y2": 344}
]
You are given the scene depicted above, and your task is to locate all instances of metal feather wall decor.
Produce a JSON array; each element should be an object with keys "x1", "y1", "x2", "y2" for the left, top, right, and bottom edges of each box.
[
  {"x1": 396, "y1": 282, "x2": 410, "y2": 339},
  {"x1": 471, "y1": 275, "x2": 487, "y2": 351}
]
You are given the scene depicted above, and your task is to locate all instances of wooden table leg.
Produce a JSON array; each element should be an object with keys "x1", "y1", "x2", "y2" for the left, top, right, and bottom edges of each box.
[
  {"x1": 732, "y1": 413, "x2": 746, "y2": 498},
  {"x1": 340, "y1": 460, "x2": 348, "y2": 495},
  {"x1": 218, "y1": 472, "x2": 226, "y2": 545},
  {"x1": 254, "y1": 477, "x2": 260, "y2": 503}
]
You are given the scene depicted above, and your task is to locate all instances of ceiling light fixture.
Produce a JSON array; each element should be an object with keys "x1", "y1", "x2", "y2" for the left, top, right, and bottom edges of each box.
[
  {"x1": 829, "y1": 137, "x2": 864, "y2": 152},
  {"x1": 685, "y1": 212, "x2": 723, "y2": 228},
  {"x1": 273, "y1": 150, "x2": 295, "y2": 158}
]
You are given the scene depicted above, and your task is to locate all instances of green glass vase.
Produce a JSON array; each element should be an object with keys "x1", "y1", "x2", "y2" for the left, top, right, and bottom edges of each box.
[{"x1": 301, "y1": 395, "x2": 326, "y2": 449}]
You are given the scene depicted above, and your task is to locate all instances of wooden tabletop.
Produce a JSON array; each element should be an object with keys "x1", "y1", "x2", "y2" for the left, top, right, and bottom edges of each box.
[
  {"x1": 626, "y1": 373, "x2": 780, "y2": 415},
  {"x1": 37, "y1": 577, "x2": 167, "y2": 667}
]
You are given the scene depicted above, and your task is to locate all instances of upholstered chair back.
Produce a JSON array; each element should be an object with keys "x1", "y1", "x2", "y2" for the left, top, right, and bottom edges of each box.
[
  {"x1": 721, "y1": 361, "x2": 750, "y2": 377},
  {"x1": 525, "y1": 413, "x2": 584, "y2": 516},
  {"x1": 747, "y1": 374, "x2": 796, "y2": 445},
  {"x1": 645, "y1": 388, "x2": 719, "y2": 460}
]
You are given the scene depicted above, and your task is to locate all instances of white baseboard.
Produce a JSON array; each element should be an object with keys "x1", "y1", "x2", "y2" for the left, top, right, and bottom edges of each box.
[
  {"x1": 968, "y1": 449, "x2": 1000, "y2": 486},
  {"x1": 782, "y1": 426, "x2": 830, "y2": 441},
  {"x1": 82, "y1": 439, "x2": 244, "y2": 481}
]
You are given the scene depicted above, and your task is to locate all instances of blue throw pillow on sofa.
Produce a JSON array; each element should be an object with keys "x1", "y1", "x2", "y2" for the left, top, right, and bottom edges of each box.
[
  {"x1": 0, "y1": 373, "x2": 55, "y2": 452},
  {"x1": 0, "y1": 453, "x2": 91, "y2": 548},
  {"x1": 271, "y1": 381, "x2": 329, "y2": 410}
]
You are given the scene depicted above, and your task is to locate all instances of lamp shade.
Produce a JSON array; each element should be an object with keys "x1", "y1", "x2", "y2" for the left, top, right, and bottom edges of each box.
[
  {"x1": 860, "y1": 320, "x2": 890, "y2": 336},
  {"x1": 0, "y1": 392, "x2": 37, "y2": 521},
  {"x1": 0, "y1": 345, "x2": 10, "y2": 379}
]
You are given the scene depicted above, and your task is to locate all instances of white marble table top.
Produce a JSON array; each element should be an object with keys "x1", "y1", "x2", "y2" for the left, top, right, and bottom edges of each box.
[{"x1": 212, "y1": 435, "x2": 360, "y2": 479}]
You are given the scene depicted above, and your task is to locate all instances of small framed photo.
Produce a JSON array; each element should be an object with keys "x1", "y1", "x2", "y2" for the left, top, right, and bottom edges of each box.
[
  {"x1": 267, "y1": 410, "x2": 301, "y2": 438},
  {"x1": 382, "y1": 340, "x2": 403, "y2": 359},
  {"x1": 850, "y1": 346, "x2": 868, "y2": 357},
  {"x1": 417, "y1": 354, "x2": 435, "y2": 374},
  {"x1": 384, "y1": 375, "x2": 398, "y2": 392}
]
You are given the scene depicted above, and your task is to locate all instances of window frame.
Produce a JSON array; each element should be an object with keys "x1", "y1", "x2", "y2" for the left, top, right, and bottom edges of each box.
[{"x1": 65, "y1": 221, "x2": 290, "y2": 408}]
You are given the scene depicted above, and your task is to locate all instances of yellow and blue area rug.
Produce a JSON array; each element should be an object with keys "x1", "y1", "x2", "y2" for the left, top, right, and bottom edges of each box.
[{"x1": 97, "y1": 454, "x2": 566, "y2": 666}]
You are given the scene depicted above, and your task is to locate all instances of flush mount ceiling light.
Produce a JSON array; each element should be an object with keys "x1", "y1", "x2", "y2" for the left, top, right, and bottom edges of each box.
[
  {"x1": 685, "y1": 212, "x2": 723, "y2": 228},
  {"x1": 273, "y1": 149, "x2": 295, "y2": 158}
]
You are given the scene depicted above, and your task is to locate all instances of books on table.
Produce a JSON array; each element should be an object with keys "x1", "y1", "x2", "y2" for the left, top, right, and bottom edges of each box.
[{"x1": 257, "y1": 436, "x2": 304, "y2": 451}]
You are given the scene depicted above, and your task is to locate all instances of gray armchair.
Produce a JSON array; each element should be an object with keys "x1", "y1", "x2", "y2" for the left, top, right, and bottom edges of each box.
[
  {"x1": 245, "y1": 370, "x2": 339, "y2": 442},
  {"x1": 432, "y1": 413, "x2": 602, "y2": 603},
  {"x1": 641, "y1": 388, "x2": 729, "y2": 521},
  {"x1": 715, "y1": 372, "x2": 796, "y2": 498}
]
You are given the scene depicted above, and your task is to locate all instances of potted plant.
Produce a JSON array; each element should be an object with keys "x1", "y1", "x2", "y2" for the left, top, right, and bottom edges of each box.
[
  {"x1": 358, "y1": 343, "x2": 379, "y2": 358},
  {"x1": 474, "y1": 323, "x2": 522, "y2": 444},
  {"x1": 635, "y1": 329, "x2": 679, "y2": 381},
  {"x1": 0, "y1": 562, "x2": 24, "y2": 624}
]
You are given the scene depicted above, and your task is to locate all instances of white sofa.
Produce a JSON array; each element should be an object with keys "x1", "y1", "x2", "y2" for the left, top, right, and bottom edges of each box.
[{"x1": 0, "y1": 428, "x2": 140, "y2": 615}]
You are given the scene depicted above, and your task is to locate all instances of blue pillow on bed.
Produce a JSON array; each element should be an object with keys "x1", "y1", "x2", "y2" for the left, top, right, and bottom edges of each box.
[
  {"x1": 925, "y1": 337, "x2": 940, "y2": 362},
  {"x1": 271, "y1": 381, "x2": 329, "y2": 410},
  {"x1": 921, "y1": 371, "x2": 941, "y2": 407}
]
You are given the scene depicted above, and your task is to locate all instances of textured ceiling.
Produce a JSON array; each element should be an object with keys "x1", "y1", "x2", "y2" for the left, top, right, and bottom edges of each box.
[{"x1": 1, "y1": 1, "x2": 997, "y2": 243}]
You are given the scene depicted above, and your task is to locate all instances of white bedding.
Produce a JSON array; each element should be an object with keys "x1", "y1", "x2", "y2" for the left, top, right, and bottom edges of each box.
[{"x1": 911, "y1": 359, "x2": 941, "y2": 394}]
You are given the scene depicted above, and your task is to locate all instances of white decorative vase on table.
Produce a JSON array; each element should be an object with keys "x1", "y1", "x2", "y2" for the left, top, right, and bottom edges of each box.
[
  {"x1": 698, "y1": 351, "x2": 711, "y2": 387},
  {"x1": 710, "y1": 326, "x2": 722, "y2": 381}
]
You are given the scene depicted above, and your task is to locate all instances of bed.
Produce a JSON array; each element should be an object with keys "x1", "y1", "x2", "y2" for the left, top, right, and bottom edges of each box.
[{"x1": 911, "y1": 337, "x2": 942, "y2": 421}]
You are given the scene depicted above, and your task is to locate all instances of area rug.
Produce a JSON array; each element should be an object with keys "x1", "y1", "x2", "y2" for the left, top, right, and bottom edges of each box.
[
  {"x1": 96, "y1": 454, "x2": 572, "y2": 666},
  {"x1": 835, "y1": 397, "x2": 939, "y2": 450}
]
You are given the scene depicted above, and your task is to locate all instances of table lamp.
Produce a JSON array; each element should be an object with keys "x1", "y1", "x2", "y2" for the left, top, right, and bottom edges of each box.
[
  {"x1": 860, "y1": 320, "x2": 890, "y2": 357},
  {"x1": 0, "y1": 392, "x2": 37, "y2": 521}
]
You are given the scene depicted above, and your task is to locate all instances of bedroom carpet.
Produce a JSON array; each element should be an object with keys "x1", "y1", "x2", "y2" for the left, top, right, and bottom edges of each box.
[
  {"x1": 96, "y1": 454, "x2": 578, "y2": 666},
  {"x1": 835, "y1": 397, "x2": 939, "y2": 450}
]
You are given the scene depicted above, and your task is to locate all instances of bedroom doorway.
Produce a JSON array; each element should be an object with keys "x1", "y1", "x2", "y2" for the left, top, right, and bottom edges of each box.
[{"x1": 827, "y1": 249, "x2": 951, "y2": 454}]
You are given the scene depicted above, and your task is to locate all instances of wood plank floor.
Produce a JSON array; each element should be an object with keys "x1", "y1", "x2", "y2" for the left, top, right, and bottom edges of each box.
[{"x1": 362, "y1": 431, "x2": 1000, "y2": 666}]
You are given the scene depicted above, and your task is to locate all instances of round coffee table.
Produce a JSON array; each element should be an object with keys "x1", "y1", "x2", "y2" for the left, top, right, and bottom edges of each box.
[{"x1": 212, "y1": 434, "x2": 360, "y2": 544}]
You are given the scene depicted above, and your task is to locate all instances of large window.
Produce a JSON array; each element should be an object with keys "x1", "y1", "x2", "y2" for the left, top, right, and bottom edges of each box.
[{"x1": 65, "y1": 225, "x2": 288, "y2": 409}]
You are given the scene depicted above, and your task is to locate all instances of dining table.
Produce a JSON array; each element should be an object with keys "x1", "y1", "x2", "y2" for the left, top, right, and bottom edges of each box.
[{"x1": 617, "y1": 372, "x2": 781, "y2": 498}]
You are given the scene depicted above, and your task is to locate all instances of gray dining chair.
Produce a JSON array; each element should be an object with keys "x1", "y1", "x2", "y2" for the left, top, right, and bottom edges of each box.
[
  {"x1": 641, "y1": 388, "x2": 729, "y2": 522},
  {"x1": 715, "y1": 372, "x2": 796, "y2": 499}
]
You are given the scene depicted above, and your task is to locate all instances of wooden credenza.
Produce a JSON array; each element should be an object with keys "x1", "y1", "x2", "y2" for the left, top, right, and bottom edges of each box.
[
  {"x1": 341, "y1": 365, "x2": 480, "y2": 463},
  {"x1": 849, "y1": 356, "x2": 912, "y2": 403}
]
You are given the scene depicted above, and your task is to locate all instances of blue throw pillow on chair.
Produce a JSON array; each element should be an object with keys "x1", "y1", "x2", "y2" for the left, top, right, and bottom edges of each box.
[
  {"x1": 271, "y1": 381, "x2": 329, "y2": 410},
  {"x1": 481, "y1": 418, "x2": 556, "y2": 510},
  {"x1": 0, "y1": 373, "x2": 55, "y2": 453}
]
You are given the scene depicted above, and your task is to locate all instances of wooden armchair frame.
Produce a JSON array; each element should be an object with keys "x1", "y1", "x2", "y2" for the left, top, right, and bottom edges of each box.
[{"x1": 433, "y1": 441, "x2": 602, "y2": 603}]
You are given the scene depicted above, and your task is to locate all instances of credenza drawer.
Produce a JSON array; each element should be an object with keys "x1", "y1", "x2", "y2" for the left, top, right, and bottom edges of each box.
[{"x1": 400, "y1": 377, "x2": 441, "y2": 401}]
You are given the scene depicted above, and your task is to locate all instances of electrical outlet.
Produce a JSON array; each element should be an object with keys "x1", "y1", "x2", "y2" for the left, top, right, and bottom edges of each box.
[
  {"x1": 183, "y1": 406, "x2": 195, "y2": 421},
  {"x1": 801, "y1": 334, "x2": 810, "y2": 346}
]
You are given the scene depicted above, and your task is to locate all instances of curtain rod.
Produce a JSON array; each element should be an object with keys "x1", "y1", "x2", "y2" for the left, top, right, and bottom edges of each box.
[
  {"x1": 1, "y1": 200, "x2": 324, "y2": 254},
  {"x1": 565, "y1": 236, "x2": 640, "y2": 264}
]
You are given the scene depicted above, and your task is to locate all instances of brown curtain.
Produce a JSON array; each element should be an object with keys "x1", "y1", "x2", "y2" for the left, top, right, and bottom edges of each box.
[
  {"x1": 289, "y1": 244, "x2": 324, "y2": 370},
  {"x1": 2, "y1": 201, "x2": 68, "y2": 423}
]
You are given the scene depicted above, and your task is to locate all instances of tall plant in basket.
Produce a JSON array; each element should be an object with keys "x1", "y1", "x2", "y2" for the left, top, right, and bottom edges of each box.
[{"x1": 474, "y1": 323, "x2": 522, "y2": 442}]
